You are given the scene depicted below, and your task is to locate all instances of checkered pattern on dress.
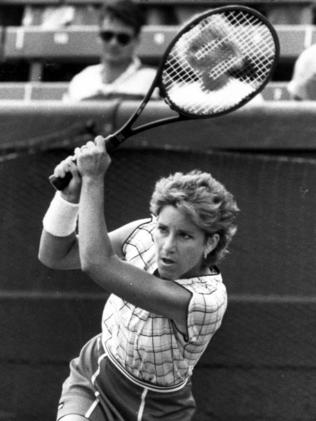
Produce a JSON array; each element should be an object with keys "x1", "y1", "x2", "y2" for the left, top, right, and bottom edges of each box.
[{"x1": 101, "y1": 218, "x2": 227, "y2": 387}]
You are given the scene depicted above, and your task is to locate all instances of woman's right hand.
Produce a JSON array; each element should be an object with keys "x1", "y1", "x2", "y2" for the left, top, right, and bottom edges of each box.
[{"x1": 53, "y1": 155, "x2": 82, "y2": 203}]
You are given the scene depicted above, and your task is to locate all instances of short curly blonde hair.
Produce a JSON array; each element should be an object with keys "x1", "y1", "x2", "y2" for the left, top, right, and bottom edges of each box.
[{"x1": 149, "y1": 170, "x2": 239, "y2": 265}]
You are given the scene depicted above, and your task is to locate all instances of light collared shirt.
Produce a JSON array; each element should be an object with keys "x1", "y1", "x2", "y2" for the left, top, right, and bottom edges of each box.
[
  {"x1": 101, "y1": 219, "x2": 227, "y2": 389},
  {"x1": 64, "y1": 58, "x2": 157, "y2": 101}
]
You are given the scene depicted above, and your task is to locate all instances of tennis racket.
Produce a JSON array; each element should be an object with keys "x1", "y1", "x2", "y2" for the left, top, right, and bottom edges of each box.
[{"x1": 50, "y1": 4, "x2": 279, "y2": 190}]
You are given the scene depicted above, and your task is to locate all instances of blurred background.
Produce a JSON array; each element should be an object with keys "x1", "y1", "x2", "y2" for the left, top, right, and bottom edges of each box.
[{"x1": 0, "y1": 1, "x2": 315, "y2": 421}]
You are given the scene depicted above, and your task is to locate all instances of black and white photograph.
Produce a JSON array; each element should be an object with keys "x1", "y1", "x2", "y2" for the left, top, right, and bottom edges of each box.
[{"x1": 0, "y1": 1, "x2": 315, "y2": 420}]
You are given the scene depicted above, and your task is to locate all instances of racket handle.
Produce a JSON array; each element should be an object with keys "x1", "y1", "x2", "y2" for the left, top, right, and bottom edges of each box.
[
  {"x1": 49, "y1": 172, "x2": 73, "y2": 191},
  {"x1": 48, "y1": 134, "x2": 122, "y2": 191}
]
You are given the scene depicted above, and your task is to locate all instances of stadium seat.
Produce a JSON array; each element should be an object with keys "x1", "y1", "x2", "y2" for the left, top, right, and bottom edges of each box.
[
  {"x1": 30, "y1": 81, "x2": 68, "y2": 99},
  {"x1": 0, "y1": 82, "x2": 28, "y2": 100},
  {"x1": 277, "y1": 25, "x2": 311, "y2": 59},
  {"x1": 0, "y1": 82, "x2": 68, "y2": 100},
  {"x1": 262, "y1": 82, "x2": 290, "y2": 100}
]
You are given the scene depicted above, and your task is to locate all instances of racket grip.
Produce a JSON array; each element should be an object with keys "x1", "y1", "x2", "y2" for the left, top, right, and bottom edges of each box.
[
  {"x1": 49, "y1": 172, "x2": 73, "y2": 191},
  {"x1": 48, "y1": 135, "x2": 121, "y2": 191}
]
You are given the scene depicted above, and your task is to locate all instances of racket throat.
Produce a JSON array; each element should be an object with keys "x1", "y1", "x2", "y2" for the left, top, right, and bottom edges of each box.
[{"x1": 106, "y1": 131, "x2": 126, "y2": 152}]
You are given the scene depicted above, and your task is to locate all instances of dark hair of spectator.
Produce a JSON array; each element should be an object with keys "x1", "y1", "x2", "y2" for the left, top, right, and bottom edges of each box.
[{"x1": 99, "y1": 0, "x2": 146, "y2": 36}]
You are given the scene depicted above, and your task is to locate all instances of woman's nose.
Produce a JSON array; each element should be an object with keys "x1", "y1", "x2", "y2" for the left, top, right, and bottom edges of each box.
[{"x1": 163, "y1": 235, "x2": 176, "y2": 252}]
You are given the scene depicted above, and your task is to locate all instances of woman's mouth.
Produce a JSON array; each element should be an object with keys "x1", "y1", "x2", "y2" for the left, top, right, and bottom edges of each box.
[{"x1": 160, "y1": 257, "x2": 176, "y2": 266}]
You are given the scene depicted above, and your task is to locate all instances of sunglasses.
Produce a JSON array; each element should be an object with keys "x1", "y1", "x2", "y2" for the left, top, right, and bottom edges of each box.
[{"x1": 99, "y1": 31, "x2": 133, "y2": 46}]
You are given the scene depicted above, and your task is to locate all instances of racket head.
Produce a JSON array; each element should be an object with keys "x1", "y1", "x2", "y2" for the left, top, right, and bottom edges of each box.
[{"x1": 158, "y1": 5, "x2": 280, "y2": 118}]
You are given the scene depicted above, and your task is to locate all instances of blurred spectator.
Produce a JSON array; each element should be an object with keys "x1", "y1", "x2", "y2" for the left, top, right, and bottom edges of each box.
[
  {"x1": 287, "y1": 44, "x2": 316, "y2": 100},
  {"x1": 63, "y1": 0, "x2": 157, "y2": 102}
]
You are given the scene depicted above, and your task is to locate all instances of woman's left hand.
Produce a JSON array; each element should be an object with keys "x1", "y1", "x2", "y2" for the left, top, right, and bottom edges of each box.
[{"x1": 76, "y1": 135, "x2": 111, "y2": 180}]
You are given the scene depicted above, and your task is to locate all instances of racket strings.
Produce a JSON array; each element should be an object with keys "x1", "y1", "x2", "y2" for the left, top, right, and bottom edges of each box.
[
  {"x1": 207, "y1": 14, "x2": 275, "y2": 84},
  {"x1": 187, "y1": 14, "x2": 249, "y2": 80},
  {"x1": 162, "y1": 9, "x2": 277, "y2": 115},
  {"x1": 165, "y1": 14, "x2": 275, "y2": 86},
  {"x1": 163, "y1": 25, "x2": 208, "y2": 87},
  {"x1": 163, "y1": 47, "x2": 200, "y2": 87},
  {"x1": 229, "y1": 13, "x2": 276, "y2": 75}
]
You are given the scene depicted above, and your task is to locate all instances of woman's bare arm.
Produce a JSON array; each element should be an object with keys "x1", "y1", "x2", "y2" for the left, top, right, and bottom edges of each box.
[{"x1": 38, "y1": 217, "x2": 151, "y2": 270}]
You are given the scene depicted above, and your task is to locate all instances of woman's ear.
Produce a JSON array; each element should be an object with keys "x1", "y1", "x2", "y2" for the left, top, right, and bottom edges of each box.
[{"x1": 205, "y1": 234, "x2": 220, "y2": 257}]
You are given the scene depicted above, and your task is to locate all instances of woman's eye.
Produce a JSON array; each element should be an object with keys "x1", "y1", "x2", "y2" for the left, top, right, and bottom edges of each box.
[
  {"x1": 180, "y1": 233, "x2": 191, "y2": 240},
  {"x1": 158, "y1": 226, "x2": 168, "y2": 234}
]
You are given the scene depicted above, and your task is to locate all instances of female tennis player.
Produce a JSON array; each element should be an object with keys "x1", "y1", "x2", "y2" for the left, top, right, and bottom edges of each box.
[{"x1": 39, "y1": 136, "x2": 239, "y2": 421}]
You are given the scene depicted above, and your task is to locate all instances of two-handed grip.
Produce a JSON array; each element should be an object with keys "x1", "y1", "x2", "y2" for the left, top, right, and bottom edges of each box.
[{"x1": 48, "y1": 134, "x2": 121, "y2": 191}]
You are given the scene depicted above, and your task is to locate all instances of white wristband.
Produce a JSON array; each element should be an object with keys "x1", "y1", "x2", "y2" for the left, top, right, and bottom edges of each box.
[{"x1": 43, "y1": 192, "x2": 79, "y2": 237}]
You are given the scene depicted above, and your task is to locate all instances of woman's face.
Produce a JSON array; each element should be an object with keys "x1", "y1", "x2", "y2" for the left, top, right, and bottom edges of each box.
[{"x1": 154, "y1": 205, "x2": 209, "y2": 280}]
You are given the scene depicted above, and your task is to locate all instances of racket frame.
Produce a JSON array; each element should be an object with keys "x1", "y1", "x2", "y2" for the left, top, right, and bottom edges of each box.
[{"x1": 106, "y1": 4, "x2": 280, "y2": 152}]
